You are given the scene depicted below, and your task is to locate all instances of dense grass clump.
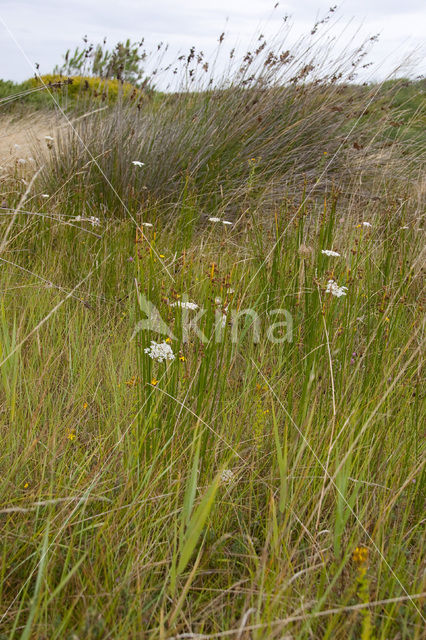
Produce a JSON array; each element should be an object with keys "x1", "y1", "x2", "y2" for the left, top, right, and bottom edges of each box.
[
  {"x1": 0, "y1": 9, "x2": 425, "y2": 639},
  {"x1": 33, "y1": 48, "x2": 424, "y2": 217}
]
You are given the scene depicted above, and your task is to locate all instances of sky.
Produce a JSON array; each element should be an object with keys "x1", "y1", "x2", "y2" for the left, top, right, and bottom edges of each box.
[{"x1": 0, "y1": 0, "x2": 424, "y2": 86}]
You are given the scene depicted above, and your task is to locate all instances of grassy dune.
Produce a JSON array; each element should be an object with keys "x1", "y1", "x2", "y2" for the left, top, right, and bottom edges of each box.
[{"x1": 0, "y1": 16, "x2": 425, "y2": 639}]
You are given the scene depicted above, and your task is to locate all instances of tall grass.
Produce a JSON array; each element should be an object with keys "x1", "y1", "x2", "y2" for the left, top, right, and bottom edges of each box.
[
  {"x1": 0, "y1": 9, "x2": 424, "y2": 639},
  {"x1": 31, "y1": 15, "x2": 423, "y2": 218}
]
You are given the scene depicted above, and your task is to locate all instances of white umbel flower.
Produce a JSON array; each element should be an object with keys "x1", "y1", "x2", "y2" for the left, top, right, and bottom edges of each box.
[
  {"x1": 326, "y1": 280, "x2": 348, "y2": 298},
  {"x1": 142, "y1": 222, "x2": 153, "y2": 227},
  {"x1": 132, "y1": 161, "x2": 145, "y2": 167},
  {"x1": 144, "y1": 340, "x2": 175, "y2": 363},
  {"x1": 220, "y1": 469, "x2": 235, "y2": 485},
  {"x1": 222, "y1": 220, "x2": 232, "y2": 225},
  {"x1": 170, "y1": 301, "x2": 199, "y2": 310},
  {"x1": 44, "y1": 135, "x2": 54, "y2": 141},
  {"x1": 362, "y1": 221, "x2": 372, "y2": 228},
  {"x1": 71, "y1": 215, "x2": 100, "y2": 227},
  {"x1": 321, "y1": 249, "x2": 340, "y2": 257}
]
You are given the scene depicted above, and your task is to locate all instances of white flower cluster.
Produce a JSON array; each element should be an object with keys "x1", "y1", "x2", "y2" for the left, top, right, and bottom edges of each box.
[
  {"x1": 326, "y1": 280, "x2": 348, "y2": 298},
  {"x1": 208, "y1": 217, "x2": 232, "y2": 225},
  {"x1": 321, "y1": 249, "x2": 340, "y2": 257},
  {"x1": 215, "y1": 298, "x2": 228, "y2": 328},
  {"x1": 144, "y1": 340, "x2": 175, "y2": 363},
  {"x1": 170, "y1": 300, "x2": 199, "y2": 310},
  {"x1": 362, "y1": 221, "x2": 372, "y2": 228},
  {"x1": 132, "y1": 160, "x2": 145, "y2": 167},
  {"x1": 72, "y1": 215, "x2": 100, "y2": 227},
  {"x1": 220, "y1": 469, "x2": 235, "y2": 485},
  {"x1": 141, "y1": 222, "x2": 153, "y2": 227}
]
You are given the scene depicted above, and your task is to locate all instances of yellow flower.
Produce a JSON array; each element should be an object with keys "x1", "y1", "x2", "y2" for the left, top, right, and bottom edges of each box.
[
  {"x1": 67, "y1": 431, "x2": 76, "y2": 441},
  {"x1": 23, "y1": 482, "x2": 29, "y2": 489},
  {"x1": 159, "y1": 254, "x2": 165, "y2": 258},
  {"x1": 83, "y1": 402, "x2": 88, "y2": 410},
  {"x1": 165, "y1": 337, "x2": 171, "y2": 343},
  {"x1": 151, "y1": 378, "x2": 159, "y2": 386},
  {"x1": 179, "y1": 355, "x2": 185, "y2": 362},
  {"x1": 352, "y1": 546, "x2": 368, "y2": 565}
]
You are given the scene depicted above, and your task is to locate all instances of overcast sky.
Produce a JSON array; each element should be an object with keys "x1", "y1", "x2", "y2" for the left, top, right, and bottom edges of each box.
[{"x1": 0, "y1": 1, "x2": 424, "y2": 86}]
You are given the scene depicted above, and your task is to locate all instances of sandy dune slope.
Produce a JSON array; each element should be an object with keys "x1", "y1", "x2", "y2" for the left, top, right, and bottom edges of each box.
[{"x1": 0, "y1": 112, "x2": 59, "y2": 166}]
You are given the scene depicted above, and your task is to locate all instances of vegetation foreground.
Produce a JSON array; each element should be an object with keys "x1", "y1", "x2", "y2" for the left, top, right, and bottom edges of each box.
[{"x1": 0, "y1": 17, "x2": 425, "y2": 640}]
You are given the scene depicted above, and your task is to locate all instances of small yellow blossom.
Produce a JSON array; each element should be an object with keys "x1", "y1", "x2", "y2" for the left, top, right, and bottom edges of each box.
[
  {"x1": 151, "y1": 378, "x2": 158, "y2": 386},
  {"x1": 179, "y1": 355, "x2": 185, "y2": 362},
  {"x1": 83, "y1": 402, "x2": 88, "y2": 410},
  {"x1": 159, "y1": 254, "x2": 165, "y2": 258},
  {"x1": 23, "y1": 482, "x2": 29, "y2": 489},
  {"x1": 352, "y1": 546, "x2": 369, "y2": 565},
  {"x1": 67, "y1": 431, "x2": 76, "y2": 441},
  {"x1": 165, "y1": 337, "x2": 171, "y2": 343}
]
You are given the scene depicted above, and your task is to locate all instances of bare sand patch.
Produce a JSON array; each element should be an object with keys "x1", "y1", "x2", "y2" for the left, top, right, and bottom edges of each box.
[{"x1": 0, "y1": 112, "x2": 60, "y2": 167}]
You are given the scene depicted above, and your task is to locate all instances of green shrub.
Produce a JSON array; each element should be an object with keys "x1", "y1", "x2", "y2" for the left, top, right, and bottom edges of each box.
[{"x1": 29, "y1": 74, "x2": 143, "y2": 104}]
